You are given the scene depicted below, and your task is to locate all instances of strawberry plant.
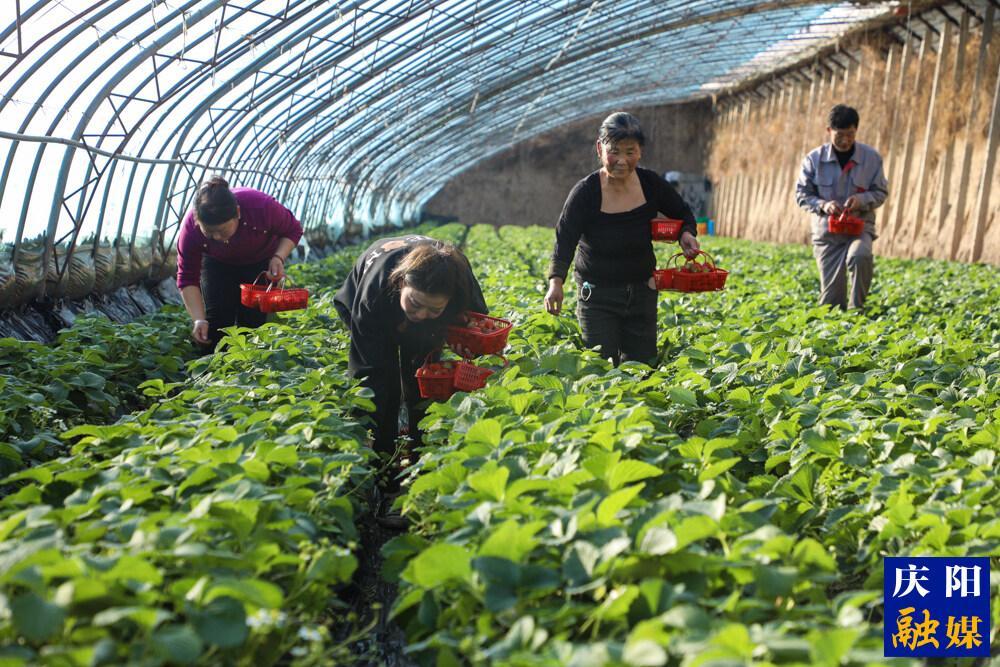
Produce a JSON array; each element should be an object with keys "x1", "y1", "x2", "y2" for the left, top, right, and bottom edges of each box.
[
  {"x1": 387, "y1": 227, "x2": 999, "y2": 666},
  {"x1": 0, "y1": 223, "x2": 460, "y2": 664},
  {"x1": 0, "y1": 223, "x2": 995, "y2": 665},
  {"x1": 0, "y1": 308, "x2": 195, "y2": 476}
]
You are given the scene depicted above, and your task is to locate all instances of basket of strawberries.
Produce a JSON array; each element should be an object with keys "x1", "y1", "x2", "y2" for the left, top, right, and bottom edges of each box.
[
  {"x1": 664, "y1": 250, "x2": 729, "y2": 292},
  {"x1": 652, "y1": 268, "x2": 674, "y2": 291},
  {"x1": 827, "y1": 210, "x2": 864, "y2": 236},
  {"x1": 415, "y1": 359, "x2": 458, "y2": 400},
  {"x1": 445, "y1": 311, "x2": 512, "y2": 357},
  {"x1": 415, "y1": 354, "x2": 505, "y2": 400}
]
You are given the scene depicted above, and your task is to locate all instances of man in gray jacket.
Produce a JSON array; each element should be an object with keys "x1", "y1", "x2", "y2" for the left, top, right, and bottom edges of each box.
[{"x1": 796, "y1": 105, "x2": 889, "y2": 311}]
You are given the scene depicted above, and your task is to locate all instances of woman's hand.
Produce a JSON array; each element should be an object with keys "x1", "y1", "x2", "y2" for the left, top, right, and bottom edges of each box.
[
  {"x1": 544, "y1": 278, "x2": 564, "y2": 315},
  {"x1": 192, "y1": 319, "x2": 210, "y2": 345},
  {"x1": 679, "y1": 231, "x2": 700, "y2": 259},
  {"x1": 268, "y1": 254, "x2": 286, "y2": 280},
  {"x1": 822, "y1": 200, "x2": 843, "y2": 215}
]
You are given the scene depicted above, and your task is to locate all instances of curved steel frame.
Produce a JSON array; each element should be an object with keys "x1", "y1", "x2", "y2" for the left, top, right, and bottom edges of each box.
[{"x1": 0, "y1": 0, "x2": 901, "y2": 294}]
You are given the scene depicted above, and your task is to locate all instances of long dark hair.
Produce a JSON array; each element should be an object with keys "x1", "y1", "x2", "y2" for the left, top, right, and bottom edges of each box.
[
  {"x1": 389, "y1": 241, "x2": 474, "y2": 317},
  {"x1": 195, "y1": 176, "x2": 238, "y2": 226}
]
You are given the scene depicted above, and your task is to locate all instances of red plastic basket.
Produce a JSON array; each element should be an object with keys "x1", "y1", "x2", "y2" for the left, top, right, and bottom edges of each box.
[
  {"x1": 651, "y1": 217, "x2": 683, "y2": 242},
  {"x1": 446, "y1": 312, "x2": 512, "y2": 357},
  {"x1": 453, "y1": 360, "x2": 495, "y2": 392},
  {"x1": 240, "y1": 272, "x2": 273, "y2": 308},
  {"x1": 827, "y1": 211, "x2": 864, "y2": 236},
  {"x1": 666, "y1": 251, "x2": 729, "y2": 292},
  {"x1": 258, "y1": 277, "x2": 310, "y2": 313},
  {"x1": 415, "y1": 360, "x2": 457, "y2": 400},
  {"x1": 653, "y1": 269, "x2": 674, "y2": 291}
]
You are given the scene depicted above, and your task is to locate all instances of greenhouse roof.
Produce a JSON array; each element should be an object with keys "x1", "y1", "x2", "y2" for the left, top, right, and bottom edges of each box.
[{"x1": 1, "y1": 0, "x2": 905, "y2": 253}]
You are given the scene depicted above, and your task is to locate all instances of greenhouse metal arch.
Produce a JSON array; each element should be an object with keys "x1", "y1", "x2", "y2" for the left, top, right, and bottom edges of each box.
[{"x1": 0, "y1": 0, "x2": 967, "y2": 307}]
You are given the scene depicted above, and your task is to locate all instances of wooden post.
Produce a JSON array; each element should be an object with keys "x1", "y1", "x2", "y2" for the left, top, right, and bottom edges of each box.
[
  {"x1": 713, "y1": 177, "x2": 726, "y2": 233},
  {"x1": 883, "y1": 32, "x2": 913, "y2": 188},
  {"x1": 726, "y1": 101, "x2": 750, "y2": 237},
  {"x1": 716, "y1": 104, "x2": 732, "y2": 236},
  {"x1": 713, "y1": 105, "x2": 730, "y2": 234},
  {"x1": 738, "y1": 98, "x2": 754, "y2": 238},
  {"x1": 801, "y1": 64, "x2": 819, "y2": 157},
  {"x1": 727, "y1": 172, "x2": 741, "y2": 238},
  {"x1": 943, "y1": 11, "x2": 970, "y2": 259},
  {"x1": 910, "y1": 21, "x2": 951, "y2": 252},
  {"x1": 708, "y1": 102, "x2": 729, "y2": 232},
  {"x1": 969, "y1": 54, "x2": 1000, "y2": 262},
  {"x1": 751, "y1": 87, "x2": 777, "y2": 239},
  {"x1": 799, "y1": 67, "x2": 820, "y2": 240},
  {"x1": 841, "y1": 53, "x2": 852, "y2": 96},
  {"x1": 719, "y1": 104, "x2": 739, "y2": 236},
  {"x1": 722, "y1": 176, "x2": 736, "y2": 236},
  {"x1": 830, "y1": 55, "x2": 840, "y2": 100},
  {"x1": 875, "y1": 44, "x2": 897, "y2": 153},
  {"x1": 882, "y1": 39, "x2": 911, "y2": 232},
  {"x1": 855, "y1": 44, "x2": 865, "y2": 88},
  {"x1": 888, "y1": 27, "x2": 930, "y2": 253},
  {"x1": 952, "y1": 5, "x2": 994, "y2": 261},
  {"x1": 766, "y1": 81, "x2": 790, "y2": 242},
  {"x1": 744, "y1": 94, "x2": 761, "y2": 240},
  {"x1": 780, "y1": 78, "x2": 800, "y2": 245}
]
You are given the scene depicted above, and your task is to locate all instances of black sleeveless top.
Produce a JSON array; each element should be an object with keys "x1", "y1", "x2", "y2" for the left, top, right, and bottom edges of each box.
[{"x1": 548, "y1": 167, "x2": 697, "y2": 286}]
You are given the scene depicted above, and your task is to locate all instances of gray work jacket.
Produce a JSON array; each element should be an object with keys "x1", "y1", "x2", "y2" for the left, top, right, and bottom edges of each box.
[{"x1": 795, "y1": 141, "x2": 889, "y2": 242}]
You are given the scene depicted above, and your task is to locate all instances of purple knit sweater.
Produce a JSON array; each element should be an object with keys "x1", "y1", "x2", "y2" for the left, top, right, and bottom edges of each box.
[{"x1": 176, "y1": 187, "x2": 303, "y2": 289}]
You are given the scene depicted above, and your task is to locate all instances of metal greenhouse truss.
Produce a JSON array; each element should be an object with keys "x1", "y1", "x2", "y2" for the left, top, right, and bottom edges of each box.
[{"x1": 1, "y1": 0, "x2": 913, "y2": 312}]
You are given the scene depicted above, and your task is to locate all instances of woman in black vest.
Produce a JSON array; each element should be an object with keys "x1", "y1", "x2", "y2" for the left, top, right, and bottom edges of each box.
[
  {"x1": 334, "y1": 236, "x2": 487, "y2": 457},
  {"x1": 544, "y1": 112, "x2": 699, "y2": 366}
]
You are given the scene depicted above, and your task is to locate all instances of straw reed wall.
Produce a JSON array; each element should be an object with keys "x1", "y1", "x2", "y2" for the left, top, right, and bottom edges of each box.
[{"x1": 708, "y1": 5, "x2": 1000, "y2": 265}]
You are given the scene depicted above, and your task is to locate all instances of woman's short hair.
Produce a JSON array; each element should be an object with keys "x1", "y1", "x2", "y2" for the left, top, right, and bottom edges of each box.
[
  {"x1": 598, "y1": 112, "x2": 645, "y2": 147},
  {"x1": 195, "y1": 176, "x2": 238, "y2": 226},
  {"x1": 389, "y1": 241, "x2": 474, "y2": 314}
]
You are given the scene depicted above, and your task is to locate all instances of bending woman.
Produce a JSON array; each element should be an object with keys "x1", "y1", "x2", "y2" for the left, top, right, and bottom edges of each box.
[
  {"x1": 334, "y1": 236, "x2": 487, "y2": 456},
  {"x1": 544, "y1": 112, "x2": 699, "y2": 366},
  {"x1": 176, "y1": 177, "x2": 303, "y2": 348}
]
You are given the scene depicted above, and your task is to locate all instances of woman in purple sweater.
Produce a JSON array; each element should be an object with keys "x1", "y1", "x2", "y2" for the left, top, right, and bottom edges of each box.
[{"x1": 176, "y1": 177, "x2": 303, "y2": 348}]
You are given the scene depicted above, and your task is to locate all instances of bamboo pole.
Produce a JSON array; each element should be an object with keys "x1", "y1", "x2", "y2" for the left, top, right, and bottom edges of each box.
[
  {"x1": 879, "y1": 34, "x2": 913, "y2": 238},
  {"x1": 720, "y1": 104, "x2": 739, "y2": 236},
  {"x1": 765, "y1": 81, "x2": 790, "y2": 243},
  {"x1": 750, "y1": 88, "x2": 776, "y2": 239},
  {"x1": 855, "y1": 44, "x2": 865, "y2": 88},
  {"x1": 713, "y1": 176, "x2": 726, "y2": 231},
  {"x1": 784, "y1": 78, "x2": 802, "y2": 245},
  {"x1": 952, "y1": 5, "x2": 994, "y2": 261},
  {"x1": 801, "y1": 64, "x2": 819, "y2": 158},
  {"x1": 882, "y1": 30, "x2": 912, "y2": 195},
  {"x1": 830, "y1": 55, "x2": 840, "y2": 100},
  {"x1": 798, "y1": 67, "x2": 821, "y2": 241},
  {"x1": 724, "y1": 101, "x2": 747, "y2": 237},
  {"x1": 969, "y1": 56, "x2": 1000, "y2": 262},
  {"x1": 713, "y1": 104, "x2": 730, "y2": 234},
  {"x1": 888, "y1": 27, "x2": 930, "y2": 254},
  {"x1": 735, "y1": 99, "x2": 754, "y2": 238},
  {"x1": 944, "y1": 11, "x2": 970, "y2": 259},
  {"x1": 875, "y1": 44, "x2": 897, "y2": 153},
  {"x1": 910, "y1": 21, "x2": 951, "y2": 252}
]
